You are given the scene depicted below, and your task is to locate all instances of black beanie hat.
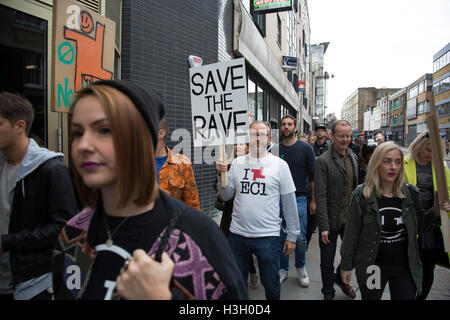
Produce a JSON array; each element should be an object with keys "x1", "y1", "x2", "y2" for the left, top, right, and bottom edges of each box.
[{"x1": 92, "y1": 80, "x2": 165, "y2": 149}]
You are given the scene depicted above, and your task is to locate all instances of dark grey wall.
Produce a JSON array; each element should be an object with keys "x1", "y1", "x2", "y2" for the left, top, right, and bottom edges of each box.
[{"x1": 121, "y1": 0, "x2": 221, "y2": 216}]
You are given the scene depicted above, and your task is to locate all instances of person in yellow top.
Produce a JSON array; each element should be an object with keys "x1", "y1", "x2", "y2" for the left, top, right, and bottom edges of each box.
[
  {"x1": 404, "y1": 130, "x2": 450, "y2": 300},
  {"x1": 155, "y1": 118, "x2": 200, "y2": 211}
]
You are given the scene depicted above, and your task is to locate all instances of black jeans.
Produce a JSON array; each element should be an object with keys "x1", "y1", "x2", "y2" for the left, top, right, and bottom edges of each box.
[
  {"x1": 359, "y1": 264, "x2": 416, "y2": 300},
  {"x1": 417, "y1": 248, "x2": 439, "y2": 300},
  {"x1": 319, "y1": 226, "x2": 345, "y2": 296},
  {"x1": 306, "y1": 207, "x2": 317, "y2": 249}
]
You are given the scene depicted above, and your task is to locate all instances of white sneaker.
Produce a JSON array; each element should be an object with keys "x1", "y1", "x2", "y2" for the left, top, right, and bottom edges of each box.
[
  {"x1": 249, "y1": 273, "x2": 259, "y2": 288},
  {"x1": 297, "y1": 267, "x2": 310, "y2": 287},
  {"x1": 279, "y1": 269, "x2": 288, "y2": 283}
]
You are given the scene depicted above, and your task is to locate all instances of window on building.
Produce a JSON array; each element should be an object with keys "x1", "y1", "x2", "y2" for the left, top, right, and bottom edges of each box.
[
  {"x1": 393, "y1": 115, "x2": 398, "y2": 126},
  {"x1": 418, "y1": 102, "x2": 424, "y2": 115},
  {"x1": 437, "y1": 102, "x2": 450, "y2": 118},
  {"x1": 257, "y1": 85, "x2": 264, "y2": 121},
  {"x1": 248, "y1": 78, "x2": 256, "y2": 121},
  {"x1": 249, "y1": 2, "x2": 266, "y2": 37},
  {"x1": 433, "y1": 50, "x2": 450, "y2": 72},
  {"x1": 408, "y1": 86, "x2": 418, "y2": 99},
  {"x1": 433, "y1": 76, "x2": 450, "y2": 95},
  {"x1": 394, "y1": 99, "x2": 399, "y2": 109},
  {"x1": 424, "y1": 100, "x2": 430, "y2": 113},
  {"x1": 277, "y1": 14, "x2": 281, "y2": 48},
  {"x1": 400, "y1": 114, "x2": 403, "y2": 125},
  {"x1": 418, "y1": 81, "x2": 425, "y2": 95},
  {"x1": 287, "y1": 12, "x2": 296, "y2": 57}
]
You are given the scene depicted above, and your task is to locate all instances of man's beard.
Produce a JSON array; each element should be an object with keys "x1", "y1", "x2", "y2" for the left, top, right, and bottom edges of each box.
[{"x1": 281, "y1": 130, "x2": 295, "y2": 139}]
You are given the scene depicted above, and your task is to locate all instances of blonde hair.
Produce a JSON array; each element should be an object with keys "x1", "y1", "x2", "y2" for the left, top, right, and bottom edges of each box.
[
  {"x1": 408, "y1": 130, "x2": 444, "y2": 163},
  {"x1": 363, "y1": 141, "x2": 405, "y2": 199}
]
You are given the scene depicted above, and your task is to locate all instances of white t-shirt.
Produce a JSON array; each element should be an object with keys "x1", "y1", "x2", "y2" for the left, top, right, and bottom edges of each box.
[{"x1": 228, "y1": 153, "x2": 296, "y2": 238}]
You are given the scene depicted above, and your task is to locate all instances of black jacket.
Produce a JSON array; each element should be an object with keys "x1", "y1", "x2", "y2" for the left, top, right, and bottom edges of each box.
[
  {"x1": 52, "y1": 191, "x2": 248, "y2": 300},
  {"x1": 2, "y1": 151, "x2": 77, "y2": 285},
  {"x1": 311, "y1": 140, "x2": 329, "y2": 157}
]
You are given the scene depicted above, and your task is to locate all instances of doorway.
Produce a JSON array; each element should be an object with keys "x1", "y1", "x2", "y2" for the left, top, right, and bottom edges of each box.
[{"x1": 0, "y1": 4, "x2": 48, "y2": 146}]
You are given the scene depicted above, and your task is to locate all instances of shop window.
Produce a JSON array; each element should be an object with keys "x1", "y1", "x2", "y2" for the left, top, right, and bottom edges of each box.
[
  {"x1": 248, "y1": 78, "x2": 256, "y2": 122},
  {"x1": 257, "y1": 85, "x2": 263, "y2": 121},
  {"x1": 0, "y1": 6, "x2": 48, "y2": 146}
]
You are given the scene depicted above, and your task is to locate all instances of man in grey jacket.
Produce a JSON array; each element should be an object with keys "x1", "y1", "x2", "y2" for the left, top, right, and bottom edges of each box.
[
  {"x1": 314, "y1": 120, "x2": 358, "y2": 300},
  {"x1": 0, "y1": 92, "x2": 77, "y2": 300}
]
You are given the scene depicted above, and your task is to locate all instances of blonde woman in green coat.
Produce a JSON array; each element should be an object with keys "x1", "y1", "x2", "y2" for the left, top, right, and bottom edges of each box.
[
  {"x1": 404, "y1": 130, "x2": 450, "y2": 300},
  {"x1": 340, "y1": 142, "x2": 450, "y2": 300}
]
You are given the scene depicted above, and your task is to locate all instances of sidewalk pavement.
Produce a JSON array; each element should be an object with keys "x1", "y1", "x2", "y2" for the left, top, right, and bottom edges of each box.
[{"x1": 212, "y1": 215, "x2": 450, "y2": 300}]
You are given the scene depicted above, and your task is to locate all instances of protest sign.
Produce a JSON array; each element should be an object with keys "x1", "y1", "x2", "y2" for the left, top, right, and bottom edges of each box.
[{"x1": 189, "y1": 58, "x2": 249, "y2": 148}]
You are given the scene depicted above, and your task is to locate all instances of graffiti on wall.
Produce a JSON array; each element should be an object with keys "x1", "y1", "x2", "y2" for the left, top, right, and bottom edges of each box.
[{"x1": 52, "y1": 0, "x2": 116, "y2": 112}]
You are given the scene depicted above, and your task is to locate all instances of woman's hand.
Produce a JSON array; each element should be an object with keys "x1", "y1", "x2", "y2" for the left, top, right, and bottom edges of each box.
[
  {"x1": 433, "y1": 191, "x2": 450, "y2": 217},
  {"x1": 116, "y1": 250, "x2": 174, "y2": 300},
  {"x1": 341, "y1": 269, "x2": 352, "y2": 285}
]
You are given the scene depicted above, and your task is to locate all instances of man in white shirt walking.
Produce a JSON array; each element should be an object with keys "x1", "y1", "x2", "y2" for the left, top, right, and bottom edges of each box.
[{"x1": 217, "y1": 121, "x2": 300, "y2": 300}]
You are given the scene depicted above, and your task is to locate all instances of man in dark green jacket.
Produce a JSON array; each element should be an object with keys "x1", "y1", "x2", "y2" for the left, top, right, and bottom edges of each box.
[{"x1": 314, "y1": 120, "x2": 358, "y2": 300}]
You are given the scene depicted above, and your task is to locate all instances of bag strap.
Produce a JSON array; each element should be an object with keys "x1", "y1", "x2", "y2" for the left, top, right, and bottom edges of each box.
[
  {"x1": 153, "y1": 200, "x2": 195, "y2": 300},
  {"x1": 154, "y1": 206, "x2": 183, "y2": 262}
]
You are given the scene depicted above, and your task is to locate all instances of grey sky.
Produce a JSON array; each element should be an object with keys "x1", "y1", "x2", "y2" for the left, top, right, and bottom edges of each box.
[{"x1": 308, "y1": 0, "x2": 450, "y2": 117}]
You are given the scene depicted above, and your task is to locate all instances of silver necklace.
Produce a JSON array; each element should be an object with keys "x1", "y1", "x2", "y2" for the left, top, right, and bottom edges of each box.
[{"x1": 103, "y1": 212, "x2": 131, "y2": 247}]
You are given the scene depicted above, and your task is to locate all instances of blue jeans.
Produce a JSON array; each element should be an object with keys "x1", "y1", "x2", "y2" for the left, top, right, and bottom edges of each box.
[
  {"x1": 228, "y1": 233, "x2": 280, "y2": 300},
  {"x1": 279, "y1": 196, "x2": 307, "y2": 270}
]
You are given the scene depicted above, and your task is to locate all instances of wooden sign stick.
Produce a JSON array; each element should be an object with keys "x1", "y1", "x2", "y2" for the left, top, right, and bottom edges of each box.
[
  {"x1": 220, "y1": 144, "x2": 227, "y2": 186},
  {"x1": 427, "y1": 108, "x2": 450, "y2": 252}
]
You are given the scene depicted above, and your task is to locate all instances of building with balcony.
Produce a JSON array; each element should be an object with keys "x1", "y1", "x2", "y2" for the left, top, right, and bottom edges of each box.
[
  {"x1": 433, "y1": 42, "x2": 450, "y2": 138},
  {"x1": 342, "y1": 87, "x2": 400, "y2": 132},
  {"x1": 388, "y1": 88, "x2": 407, "y2": 146},
  {"x1": 378, "y1": 95, "x2": 390, "y2": 137},
  {"x1": 405, "y1": 74, "x2": 434, "y2": 146},
  {"x1": 311, "y1": 42, "x2": 329, "y2": 127}
]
